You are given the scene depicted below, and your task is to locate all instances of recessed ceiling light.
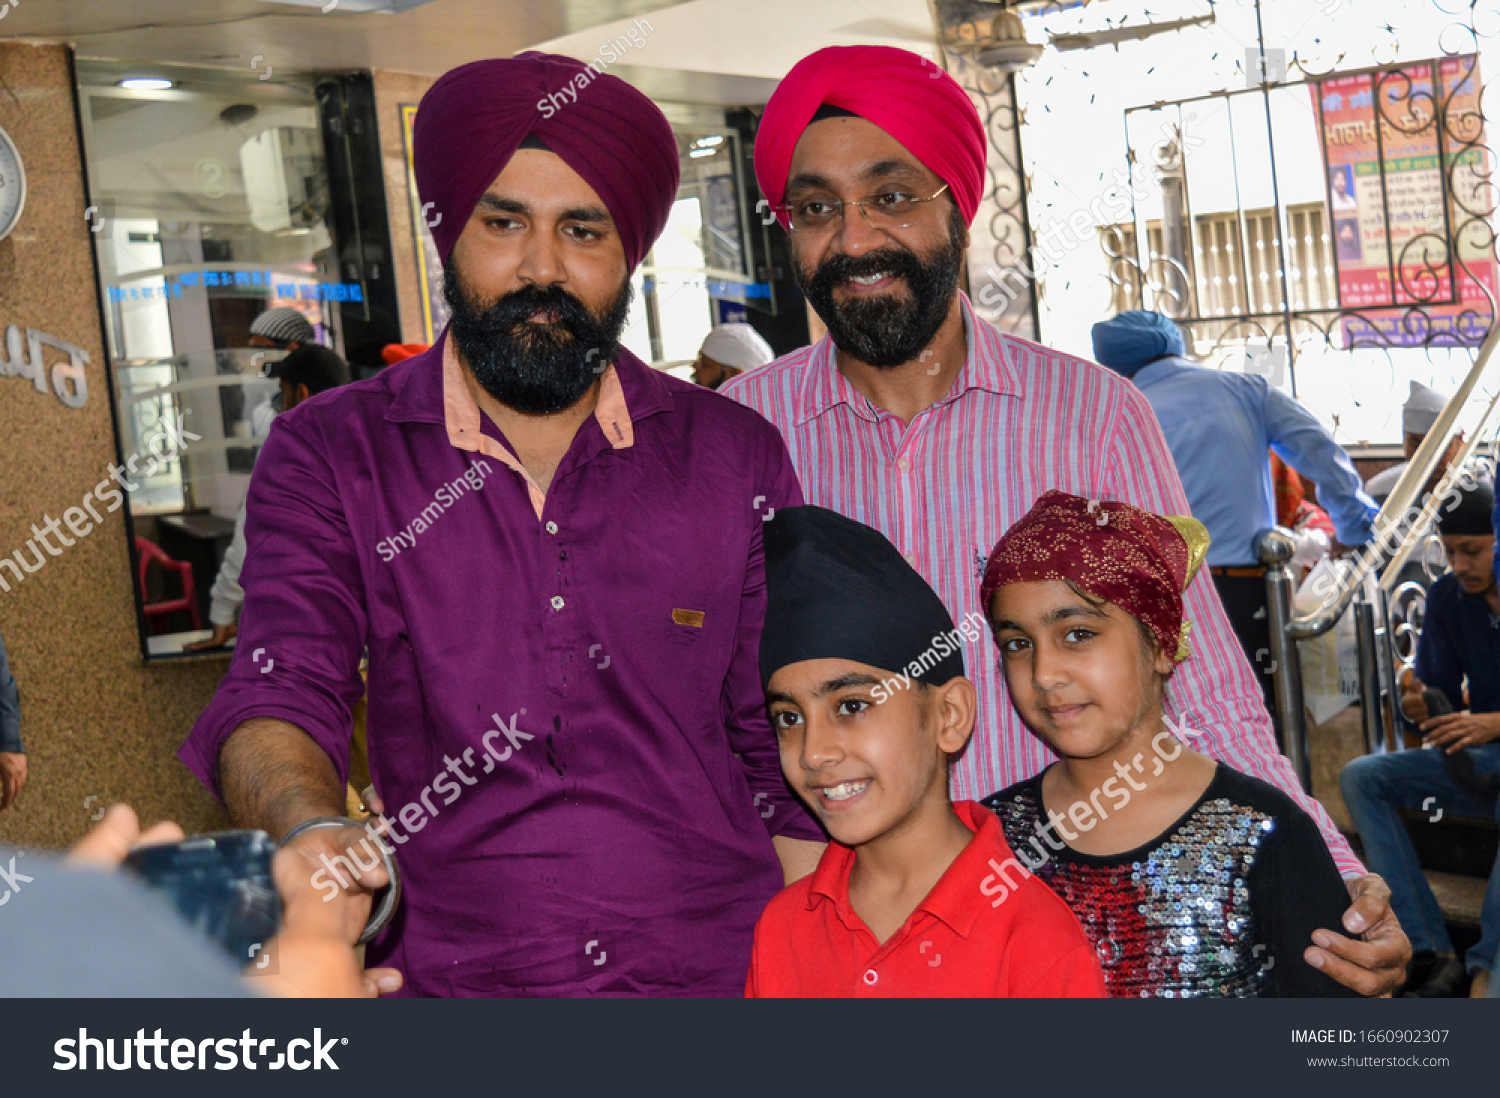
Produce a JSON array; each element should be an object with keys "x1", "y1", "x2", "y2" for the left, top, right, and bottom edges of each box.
[
  {"x1": 689, "y1": 148, "x2": 717, "y2": 158},
  {"x1": 120, "y1": 78, "x2": 175, "y2": 91}
]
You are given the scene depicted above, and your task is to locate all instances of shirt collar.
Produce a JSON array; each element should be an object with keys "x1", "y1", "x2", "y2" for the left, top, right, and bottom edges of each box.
[
  {"x1": 383, "y1": 328, "x2": 674, "y2": 445},
  {"x1": 444, "y1": 334, "x2": 634, "y2": 452},
  {"x1": 1132, "y1": 355, "x2": 1187, "y2": 379},
  {"x1": 793, "y1": 293, "x2": 1023, "y2": 427},
  {"x1": 804, "y1": 799, "x2": 1003, "y2": 940}
]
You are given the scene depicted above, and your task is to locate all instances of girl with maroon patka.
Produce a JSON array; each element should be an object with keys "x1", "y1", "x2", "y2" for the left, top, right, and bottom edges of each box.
[{"x1": 979, "y1": 491, "x2": 1358, "y2": 997}]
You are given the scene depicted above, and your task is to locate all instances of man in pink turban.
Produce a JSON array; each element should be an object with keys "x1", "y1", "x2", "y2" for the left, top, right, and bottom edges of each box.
[
  {"x1": 722, "y1": 44, "x2": 1410, "y2": 996},
  {"x1": 181, "y1": 53, "x2": 825, "y2": 997}
]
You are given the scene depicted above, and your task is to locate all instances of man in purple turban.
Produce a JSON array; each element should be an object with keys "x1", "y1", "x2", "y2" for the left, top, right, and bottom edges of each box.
[{"x1": 180, "y1": 53, "x2": 824, "y2": 997}]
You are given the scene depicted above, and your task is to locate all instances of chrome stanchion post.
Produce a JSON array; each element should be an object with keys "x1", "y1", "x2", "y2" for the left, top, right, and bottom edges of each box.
[
  {"x1": 1374, "y1": 584, "x2": 1403, "y2": 753},
  {"x1": 1353, "y1": 597, "x2": 1384, "y2": 756},
  {"x1": 1258, "y1": 528, "x2": 1310, "y2": 790}
]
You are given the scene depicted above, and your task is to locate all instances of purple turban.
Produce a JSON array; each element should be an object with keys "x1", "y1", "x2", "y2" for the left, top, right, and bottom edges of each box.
[{"x1": 412, "y1": 52, "x2": 680, "y2": 270}]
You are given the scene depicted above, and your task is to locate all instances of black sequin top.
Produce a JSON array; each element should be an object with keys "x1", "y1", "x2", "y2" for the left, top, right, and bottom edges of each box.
[{"x1": 982, "y1": 765, "x2": 1359, "y2": 998}]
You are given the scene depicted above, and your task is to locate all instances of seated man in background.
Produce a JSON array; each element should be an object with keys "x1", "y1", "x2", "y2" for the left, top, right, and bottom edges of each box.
[
  {"x1": 1340, "y1": 479, "x2": 1500, "y2": 998},
  {"x1": 184, "y1": 345, "x2": 351, "y2": 652},
  {"x1": 691, "y1": 322, "x2": 775, "y2": 390}
]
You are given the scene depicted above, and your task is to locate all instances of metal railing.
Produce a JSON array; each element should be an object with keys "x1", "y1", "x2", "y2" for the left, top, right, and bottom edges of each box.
[{"x1": 1258, "y1": 322, "x2": 1500, "y2": 790}]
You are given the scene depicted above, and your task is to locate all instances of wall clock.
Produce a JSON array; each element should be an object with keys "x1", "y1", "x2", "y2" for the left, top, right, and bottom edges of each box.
[{"x1": 0, "y1": 126, "x2": 26, "y2": 243}]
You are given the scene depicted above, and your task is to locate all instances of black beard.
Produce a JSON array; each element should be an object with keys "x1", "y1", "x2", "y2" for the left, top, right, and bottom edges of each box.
[
  {"x1": 792, "y1": 212, "x2": 965, "y2": 369},
  {"x1": 442, "y1": 260, "x2": 633, "y2": 415}
]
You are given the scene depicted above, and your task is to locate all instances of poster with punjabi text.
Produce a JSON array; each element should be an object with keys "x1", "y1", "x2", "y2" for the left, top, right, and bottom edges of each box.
[{"x1": 1315, "y1": 57, "x2": 1495, "y2": 346}]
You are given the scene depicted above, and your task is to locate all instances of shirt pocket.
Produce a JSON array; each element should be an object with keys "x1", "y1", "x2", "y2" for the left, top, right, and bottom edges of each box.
[{"x1": 665, "y1": 605, "x2": 708, "y2": 648}]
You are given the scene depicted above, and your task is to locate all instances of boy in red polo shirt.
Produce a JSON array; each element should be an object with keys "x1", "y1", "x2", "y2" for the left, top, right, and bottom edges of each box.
[{"x1": 745, "y1": 506, "x2": 1106, "y2": 998}]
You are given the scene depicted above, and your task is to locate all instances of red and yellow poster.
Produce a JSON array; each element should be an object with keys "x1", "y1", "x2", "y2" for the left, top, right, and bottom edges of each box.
[{"x1": 1316, "y1": 57, "x2": 1495, "y2": 345}]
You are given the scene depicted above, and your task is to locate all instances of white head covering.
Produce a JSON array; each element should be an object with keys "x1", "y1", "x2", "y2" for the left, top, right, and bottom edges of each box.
[
  {"x1": 699, "y1": 324, "x2": 774, "y2": 373},
  {"x1": 1403, "y1": 380, "x2": 1447, "y2": 436},
  {"x1": 249, "y1": 306, "x2": 316, "y2": 345}
]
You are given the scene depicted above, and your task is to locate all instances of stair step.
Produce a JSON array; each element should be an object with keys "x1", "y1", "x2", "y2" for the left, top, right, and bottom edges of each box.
[
  {"x1": 1396, "y1": 810, "x2": 1498, "y2": 879},
  {"x1": 1426, "y1": 870, "x2": 1487, "y2": 927}
]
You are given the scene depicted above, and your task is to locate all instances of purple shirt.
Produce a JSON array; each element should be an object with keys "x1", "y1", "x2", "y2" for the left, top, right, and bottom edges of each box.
[{"x1": 180, "y1": 337, "x2": 820, "y2": 996}]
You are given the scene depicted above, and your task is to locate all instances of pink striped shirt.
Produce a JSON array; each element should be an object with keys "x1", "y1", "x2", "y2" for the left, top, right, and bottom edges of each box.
[{"x1": 722, "y1": 295, "x2": 1360, "y2": 876}]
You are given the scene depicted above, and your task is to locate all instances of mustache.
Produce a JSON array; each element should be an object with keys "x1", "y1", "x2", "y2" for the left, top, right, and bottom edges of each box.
[
  {"x1": 456, "y1": 283, "x2": 600, "y2": 338},
  {"x1": 807, "y1": 245, "x2": 925, "y2": 294}
]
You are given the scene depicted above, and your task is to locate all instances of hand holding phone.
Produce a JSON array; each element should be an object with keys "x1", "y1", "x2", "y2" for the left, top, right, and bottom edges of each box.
[
  {"x1": 68, "y1": 804, "x2": 401, "y2": 996},
  {"x1": 1421, "y1": 687, "x2": 1455, "y2": 719},
  {"x1": 124, "y1": 830, "x2": 281, "y2": 965}
]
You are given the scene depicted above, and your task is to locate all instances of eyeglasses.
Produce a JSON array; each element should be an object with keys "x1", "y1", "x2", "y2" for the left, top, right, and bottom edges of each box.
[{"x1": 775, "y1": 183, "x2": 950, "y2": 232}]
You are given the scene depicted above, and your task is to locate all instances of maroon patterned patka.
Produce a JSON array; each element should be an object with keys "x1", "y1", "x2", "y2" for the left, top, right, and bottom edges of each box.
[{"x1": 980, "y1": 489, "x2": 1195, "y2": 661}]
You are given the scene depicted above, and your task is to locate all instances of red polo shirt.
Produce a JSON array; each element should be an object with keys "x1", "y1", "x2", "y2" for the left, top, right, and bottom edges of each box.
[{"x1": 745, "y1": 800, "x2": 1107, "y2": 998}]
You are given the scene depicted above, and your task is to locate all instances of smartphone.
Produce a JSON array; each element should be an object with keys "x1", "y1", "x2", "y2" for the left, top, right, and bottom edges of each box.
[
  {"x1": 124, "y1": 830, "x2": 282, "y2": 967},
  {"x1": 1421, "y1": 689, "x2": 1500, "y2": 797}
]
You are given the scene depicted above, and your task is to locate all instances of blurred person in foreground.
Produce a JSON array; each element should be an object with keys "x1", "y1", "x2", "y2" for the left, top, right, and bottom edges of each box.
[
  {"x1": 691, "y1": 323, "x2": 774, "y2": 389},
  {"x1": 981, "y1": 492, "x2": 1357, "y2": 997},
  {"x1": 720, "y1": 44, "x2": 1407, "y2": 995},
  {"x1": 1340, "y1": 479, "x2": 1500, "y2": 999},
  {"x1": 1092, "y1": 310, "x2": 1377, "y2": 718},
  {"x1": 179, "y1": 53, "x2": 822, "y2": 997},
  {"x1": 0, "y1": 623, "x2": 24, "y2": 812},
  {"x1": 0, "y1": 804, "x2": 399, "y2": 997},
  {"x1": 184, "y1": 345, "x2": 351, "y2": 653},
  {"x1": 746, "y1": 506, "x2": 1105, "y2": 998}
]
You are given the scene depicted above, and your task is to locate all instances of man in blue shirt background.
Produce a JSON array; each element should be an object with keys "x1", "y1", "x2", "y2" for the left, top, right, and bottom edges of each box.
[
  {"x1": 1341, "y1": 480, "x2": 1500, "y2": 997},
  {"x1": 1092, "y1": 311, "x2": 1378, "y2": 718}
]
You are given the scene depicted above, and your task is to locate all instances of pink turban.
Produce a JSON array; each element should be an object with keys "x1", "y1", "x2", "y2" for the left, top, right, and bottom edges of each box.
[
  {"x1": 413, "y1": 53, "x2": 679, "y2": 270},
  {"x1": 754, "y1": 46, "x2": 987, "y2": 225}
]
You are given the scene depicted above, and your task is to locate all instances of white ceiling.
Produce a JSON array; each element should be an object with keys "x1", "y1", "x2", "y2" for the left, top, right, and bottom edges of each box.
[{"x1": 3, "y1": 0, "x2": 940, "y2": 106}]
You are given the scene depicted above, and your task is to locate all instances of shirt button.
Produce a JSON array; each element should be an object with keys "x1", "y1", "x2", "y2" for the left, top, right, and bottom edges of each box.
[
  {"x1": 903, "y1": 553, "x2": 918, "y2": 568},
  {"x1": 897, "y1": 457, "x2": 910, "y2": 471},
  {"x1": 862, "y1": 969, "x2": 878, "y2": 987},
  {"x1": 545, "y1": 521, "x2": 559, "y2": 535},
  {"x1": 550, "y1": 595, "x2": 565, "y2": 610}
]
